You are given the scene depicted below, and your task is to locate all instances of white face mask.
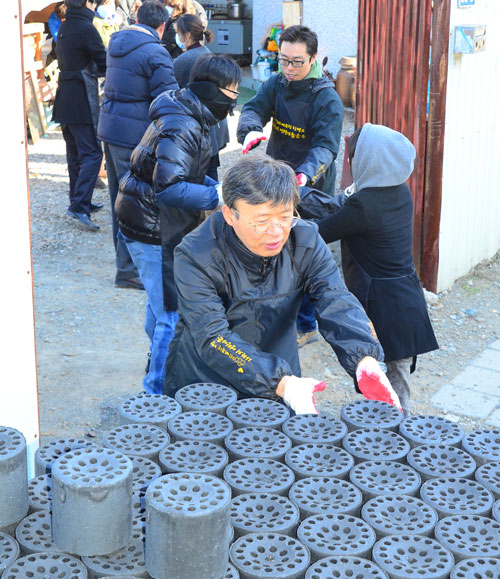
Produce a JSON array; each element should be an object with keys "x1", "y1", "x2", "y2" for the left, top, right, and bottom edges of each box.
[
  {"x1": 96, "y1": 4, "x2": 115, "y2": 21},
  {"x1": 175, "y1": 32, "x2": 186, "y2": 50}
]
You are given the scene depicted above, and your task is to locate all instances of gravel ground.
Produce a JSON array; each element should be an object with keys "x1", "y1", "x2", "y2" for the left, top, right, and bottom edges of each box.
[{"x1": 28, "y1": 106, "x2": 500, "y2": 445}]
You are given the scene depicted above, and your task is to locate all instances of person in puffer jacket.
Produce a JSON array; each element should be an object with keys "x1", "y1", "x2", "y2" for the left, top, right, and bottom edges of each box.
[
  {"x1": 97, "y1": 0, "x2": 178, "y2": 290},
  {"x1": 115, "y1": 53, "x2": 242, "y2": 394}
]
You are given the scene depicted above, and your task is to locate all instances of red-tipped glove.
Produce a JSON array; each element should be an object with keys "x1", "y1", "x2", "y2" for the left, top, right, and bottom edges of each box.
[
  {"x1": 242, "y1": 131, "x2": 267, "y2": 154},
  {"x1": 282, "y1": 377, "x2": 327, "y2": 414},
  {"x1": 296, "y1": 173, "x2": 308, "y2": 187},
  {"x1": 356, "y1": 357, "x2": 403, "y2": 411}
]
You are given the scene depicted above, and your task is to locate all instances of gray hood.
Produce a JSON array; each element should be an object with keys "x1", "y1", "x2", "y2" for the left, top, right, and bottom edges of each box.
[{"x1": 351, "y1": 123, "x2": 416, "y2": 191}]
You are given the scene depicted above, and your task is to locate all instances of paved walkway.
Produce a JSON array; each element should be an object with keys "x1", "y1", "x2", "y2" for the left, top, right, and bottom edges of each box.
[{"x1": 431, "y1": 339, "x2": 500, "y2": 427}]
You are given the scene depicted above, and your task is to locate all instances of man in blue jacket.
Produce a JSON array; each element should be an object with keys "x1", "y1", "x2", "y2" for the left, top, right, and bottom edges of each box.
[{"x1": 97, "y1": 0, "x2": 178, "y2": 290}]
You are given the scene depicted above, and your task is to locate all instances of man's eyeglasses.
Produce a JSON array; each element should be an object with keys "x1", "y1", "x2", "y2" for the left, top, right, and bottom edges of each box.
[
  {"x1": 233, "y1": 208, "x2": 300, "y2": 234},
  {"x1": 218, "y1": 86, "x2": 240, "y2": 97},
  {"x1": 277, "y1": 56, "x2": 311, "y2": 69}
]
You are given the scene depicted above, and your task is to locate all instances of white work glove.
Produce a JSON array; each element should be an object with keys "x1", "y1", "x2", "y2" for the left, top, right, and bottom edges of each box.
[
  {"x1": 296, "y1": 173, "x2": 308, "y2": 187},
  {"x1": 215, "y1": 183, "x2": 224, "y2": 208},
  {"x1": 356, "y1": 357, "x2": 402, "y2": 411},
  {"x1": 282, "y1": 376, "x2": 327, "y2": 414},
  {"x1": 242, "y1": 131, "x2": 267, "y2": 154},
  {"x1": 344, "y1": 183, "x2": 356, "y2": 197}
]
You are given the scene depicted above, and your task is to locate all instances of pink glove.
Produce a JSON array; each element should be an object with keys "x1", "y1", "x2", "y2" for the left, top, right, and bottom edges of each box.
[
  {"x1": 296, "y1": 173, "x2": 308, "y2": 187},
  {"x1": 242, "y1": 131, "x2": 267, "y2": 154},
  {"x1": 282, "y1": 377, "x2": 326, "y2": 414},
  {"x1": 356, "y1": 357, "x2": 402, "y2": 411}
]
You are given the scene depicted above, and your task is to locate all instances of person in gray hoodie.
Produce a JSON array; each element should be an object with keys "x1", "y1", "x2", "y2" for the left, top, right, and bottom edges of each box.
[{"x1": 318, "y1": 123, "x2": 439, "y2": 414}]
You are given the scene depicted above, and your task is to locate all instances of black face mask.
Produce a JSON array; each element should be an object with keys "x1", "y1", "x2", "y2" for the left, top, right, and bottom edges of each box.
[
  {"x1": 208, "y1": 90, "x2": 237, "y2": 121},
  {"x1": 188, "y1": 81, "x2": 236, "y2": 121}
]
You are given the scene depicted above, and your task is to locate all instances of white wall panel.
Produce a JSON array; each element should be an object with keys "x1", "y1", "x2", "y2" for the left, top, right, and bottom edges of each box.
[
  {"x1": 438, "y1": 0, "x2": 500, "y2": 289},
  {"x1": 304, "y1": 0, "x2": 358, "y2": 77},
  {"x1": 1, "y1": 0, "x2": 40, "y2": 476},
  {"x1": 251, "y1": 0, "x2": 357, "y2": 75}
]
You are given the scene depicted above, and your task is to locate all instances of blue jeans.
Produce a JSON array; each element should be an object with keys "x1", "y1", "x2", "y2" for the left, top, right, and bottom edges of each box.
[
  {"x1": 122, "y1": 234, "x2": 178, "y2": 394},
  {"x1": 296, "y1": 295, "x2": 317, "y2": 333}
]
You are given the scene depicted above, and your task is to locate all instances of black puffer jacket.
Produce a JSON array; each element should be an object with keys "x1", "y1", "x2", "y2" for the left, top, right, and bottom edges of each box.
[
  {"x1": 164, "y1": 212, "x2": 384, "y2": 398},
  {"x1": 115, "y1": 88, "x2": 219, "y2": 307}
]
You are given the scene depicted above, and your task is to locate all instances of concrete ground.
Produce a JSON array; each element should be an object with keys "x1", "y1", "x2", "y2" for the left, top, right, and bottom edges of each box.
[{"x1": 431, "y1": 339, "x2": 500, "y2": 427}]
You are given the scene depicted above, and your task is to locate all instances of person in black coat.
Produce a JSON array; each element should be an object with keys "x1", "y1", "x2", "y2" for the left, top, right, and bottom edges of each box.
[
  {"x1": 164, "y1": 156, "x2": 403, "y2": 415},
  {"x1": 317, "y1": 123, "x2": 439, "y2": 414},
  {"x1": 161, "y1": 0, "x2": 196, "y2": 58},
  {"x1": 53, "y1": 0, "x2": 107, "y2": 231},
  {"x1": 115, "y1": 53, "x2": 242, "y2": 394},
  {"x1": 173, "y1": 14, "x2": 228, "y2": 181},
  {"x1": 97, "y1": 0, "x2": 178, "y2": 289}
]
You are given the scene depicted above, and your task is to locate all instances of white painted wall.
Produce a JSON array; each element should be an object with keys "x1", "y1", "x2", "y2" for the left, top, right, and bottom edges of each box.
[
  {"x1": 252, "y1": 0, "x2": 283, "y2": 62},
  {"x1": 437, "y1": 0, "x2": 500, "y2": 290},
  {"x1": 304, "y1": 0, "x2": 357, "y2": 77},
  {"x1": 252, "y1": 0, "x2": 357, "y2": 76},
  {"x1": 1, "y1": 0, "x2": 40, "y2": 476}
]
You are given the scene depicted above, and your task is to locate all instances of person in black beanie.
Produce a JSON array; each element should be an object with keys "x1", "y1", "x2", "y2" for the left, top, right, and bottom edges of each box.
[
  {"x1": 115, "y1": 53, "x2": 241, "y2": 394},
  {"x1": 53, "y1": 0, "x2": 107, "y2": 231}
]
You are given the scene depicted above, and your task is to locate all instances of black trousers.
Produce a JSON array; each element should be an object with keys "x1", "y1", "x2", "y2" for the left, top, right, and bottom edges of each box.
[{"x1": 62, "y1": 123, "x2": 102, "y2": 216}]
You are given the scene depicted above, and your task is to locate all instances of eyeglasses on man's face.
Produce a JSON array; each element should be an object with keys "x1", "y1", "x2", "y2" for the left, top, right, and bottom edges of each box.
[
  {"x1": 218, "y1": 86, "x2": 240, "y2": 98},
  {"x1": 232, "y1": 208, "x2": 300, "y2": 234},
  {"x1": 277, "y1": 55, "x2": 312, "y2": 69}
]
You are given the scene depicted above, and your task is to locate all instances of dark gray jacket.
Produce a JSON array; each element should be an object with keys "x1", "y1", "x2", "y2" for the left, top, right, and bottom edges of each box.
[
  {"x1": 237, "y1": 69, "x2": 343, "y2": 194},
  {"x1": 164, "y1": 212, "x2": 384, "y2": 398}
]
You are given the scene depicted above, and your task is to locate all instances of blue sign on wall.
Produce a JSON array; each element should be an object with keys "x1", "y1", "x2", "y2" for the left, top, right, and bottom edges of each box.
[{"x1": 458, "y1": 0, "x2": 475, "y2": 7}]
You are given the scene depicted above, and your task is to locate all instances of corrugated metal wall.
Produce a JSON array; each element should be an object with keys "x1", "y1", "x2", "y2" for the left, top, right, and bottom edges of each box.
[
  {"x1": 437, "y1": 0, "x2": 500, "y2": 290},
  {"x1": 356, "y1": 0, "x2": 432, "y2": 273}
]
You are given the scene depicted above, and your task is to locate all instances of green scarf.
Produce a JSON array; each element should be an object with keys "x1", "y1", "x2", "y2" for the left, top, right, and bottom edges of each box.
[{"x1": 278, "y1": 58, "x2": 322, "y2": 79}]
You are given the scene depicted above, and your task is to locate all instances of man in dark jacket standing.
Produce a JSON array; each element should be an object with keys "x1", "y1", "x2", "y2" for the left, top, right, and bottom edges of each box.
[
  {"x1": 164, "y1": 157, "x2": 403, "y2": 415},
  {"x1": 53, "y1": 0, "x2": 107, "y2": 231},
  {"x1": 237, "y1": 25, "x2": 343, "y2": 194},
  {"x1": 97, "y1": 0, "x2": 178, "y2": 289},
  {"x1": 237, "y1": 25, "x2": 344, "y2": 346}
]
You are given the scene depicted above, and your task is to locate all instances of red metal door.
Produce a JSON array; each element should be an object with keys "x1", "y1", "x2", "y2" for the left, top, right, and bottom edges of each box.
[{"x1": 356, "y1": 0, "x2": 432, "y2": 279}]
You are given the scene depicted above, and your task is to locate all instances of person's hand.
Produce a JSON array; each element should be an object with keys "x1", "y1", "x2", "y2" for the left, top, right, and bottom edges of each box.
[
  {"x1": 280, "y1": 376, "x2": 326, "y2": 414},
  {"x1": 296, "y1": 173, "x2": 308, "y2": 187},
  {"x1": 356, "y1": 357, "x2": 402, "y2": 411},
  {"x1": 242, "y1": 131, "x2": 267, "y2": 154},
  {"x1": 215, "y1": 183, "x2": 224, "y2": 207},
  {"x1": 344, "y1": 183, "x2": 356, "y2": 197}
]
